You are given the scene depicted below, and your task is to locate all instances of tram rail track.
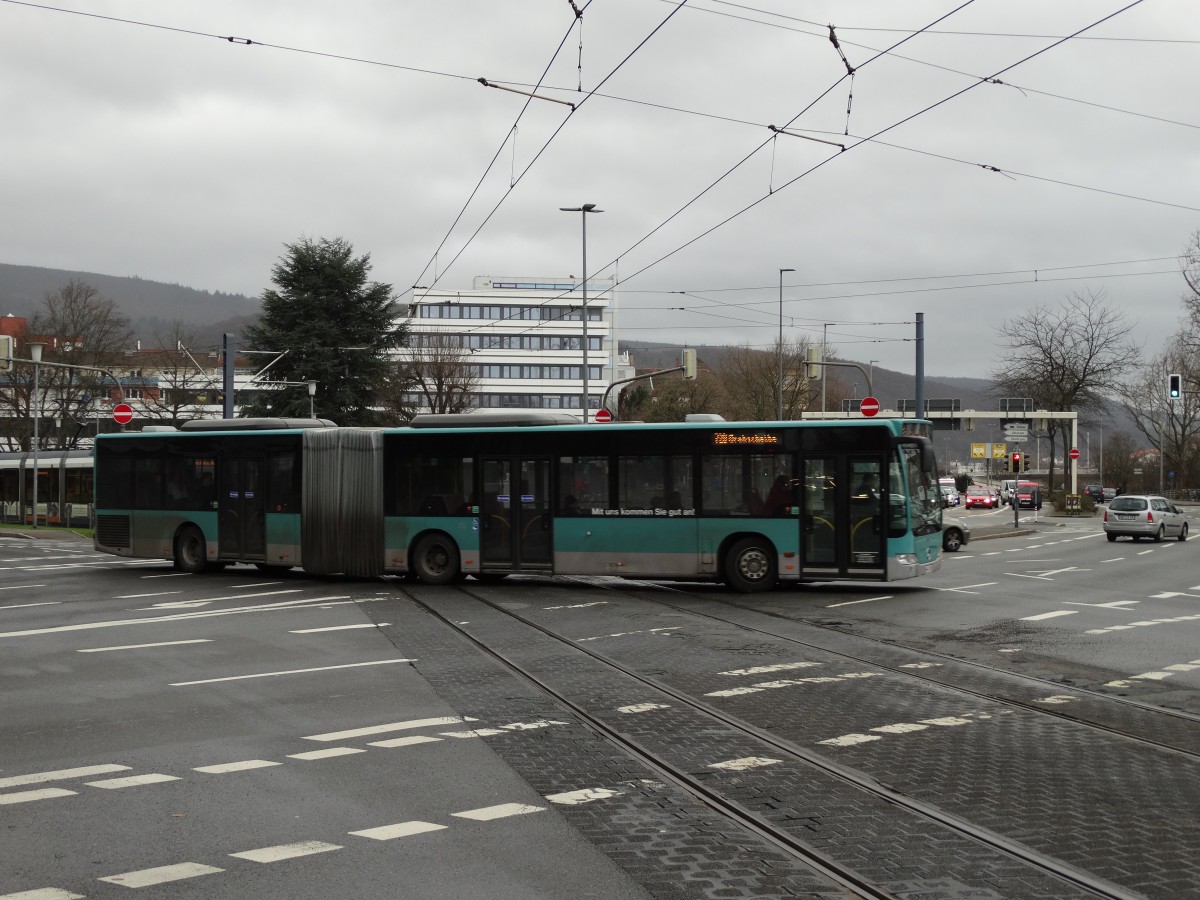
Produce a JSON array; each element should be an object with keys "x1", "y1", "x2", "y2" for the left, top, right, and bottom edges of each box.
[
  {"x1": 601, "y1": 578, "x2": 1200, "y2": 760},
  {"x1": 391, "y1": 580, "x2": 1148, "y2": 900}
]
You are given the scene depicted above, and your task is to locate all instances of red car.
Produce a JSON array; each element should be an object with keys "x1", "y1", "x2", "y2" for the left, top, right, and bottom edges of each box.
[{"x1": 963, "y1": 486, "x2": 997, "y2": 509}]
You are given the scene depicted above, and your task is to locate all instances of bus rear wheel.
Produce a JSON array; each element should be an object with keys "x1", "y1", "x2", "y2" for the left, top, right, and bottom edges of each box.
[
  {"x1": 412, "y1": 534, "x2": 460, "y2": 585},
  {"x1": 174, "y1": 525, "x2": 208, "y2": 574},
  {"x1": 725, "y1": 537, "x2": 777, "y2": 593}
]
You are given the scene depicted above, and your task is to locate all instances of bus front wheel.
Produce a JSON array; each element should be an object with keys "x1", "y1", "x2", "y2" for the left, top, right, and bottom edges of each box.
[
  {"x1": 412, "y1": 534, "x2": 460, "y2": 585},
  {"x1": 725, "y1": 537, "x2": 777, "y2": 593},
  {"x1": 174, "y1": 525, "x2": 208, "y2": 574}
]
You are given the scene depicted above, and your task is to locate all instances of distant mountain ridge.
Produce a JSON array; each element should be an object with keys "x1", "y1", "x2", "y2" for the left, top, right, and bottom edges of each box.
[{"x1": 0, "y1": 262, "x2": 259, "y2": 347}]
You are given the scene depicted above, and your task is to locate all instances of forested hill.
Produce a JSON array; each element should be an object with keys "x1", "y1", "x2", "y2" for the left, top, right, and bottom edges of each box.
[{"x1": 0, "y1": 262, "x2": 259, "y2": 345}]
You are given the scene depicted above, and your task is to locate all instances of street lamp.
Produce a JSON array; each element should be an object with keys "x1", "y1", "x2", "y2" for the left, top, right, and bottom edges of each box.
[
  {"x1": 307, "y1": 380, "x2": 317, "y2": 418},
  {"x1": 777, "y1": 268, "x2": 794, "y2": 420},
  {"x1": 27, "y1": 342, "x2": 45, "y2": 529},
  {"x1": 560, "y1": 203, "x2": 603, "y2": 422}
]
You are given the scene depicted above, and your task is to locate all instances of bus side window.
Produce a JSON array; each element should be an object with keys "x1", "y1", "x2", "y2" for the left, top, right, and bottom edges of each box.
[
  {"x1": 132, "y1": 455, "x2": 163, "y2": 510},
  {"x1": 268, "y1": 453, "x2": 296, "y2": 513}
]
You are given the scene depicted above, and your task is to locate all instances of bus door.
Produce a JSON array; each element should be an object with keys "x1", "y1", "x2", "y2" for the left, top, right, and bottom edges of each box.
[
  {"x1": 479, "y1": 458, "x2": 551, "y2": 571},
  {"x1": 800, "y1": 455, "x2": 886, "y2": 579},
  {"x1": 217, "y1": 456, "x2": 266, "y2": 561}
]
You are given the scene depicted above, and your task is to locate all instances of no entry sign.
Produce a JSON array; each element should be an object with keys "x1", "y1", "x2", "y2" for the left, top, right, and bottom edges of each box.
[
  {"x1": 594, "y1": 408, "x2": 612, "y2": 423},
  {"x1": 113, "y1": 403, "x2": 134, "y2": 425},
  {"x1": 859, "y1": 397, "x2": 880, "y2": 417}
]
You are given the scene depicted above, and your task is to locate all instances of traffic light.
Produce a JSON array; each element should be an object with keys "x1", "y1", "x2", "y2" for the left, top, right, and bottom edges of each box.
[
  {"x1": 1011, "y1": 451, "x2": 1022, "y2": 474},
  {"x1": 682, "y1": 348, "x2": 697, "y2": 380},
  {"x1": 1169, "y1": 373, "x2": 1182, "y2": 399}
]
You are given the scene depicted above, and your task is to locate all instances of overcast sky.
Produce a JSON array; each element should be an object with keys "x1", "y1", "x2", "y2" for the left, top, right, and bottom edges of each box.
[{"x1": 3, "y1": 0, "x2": 1197, "y2": 378}]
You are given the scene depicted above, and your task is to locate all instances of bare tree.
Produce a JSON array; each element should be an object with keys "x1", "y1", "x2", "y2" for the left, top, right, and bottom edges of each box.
[
  {"x1": 713, "y1": 339, "x2": 829, "y2": 421},
  {"x1": 396, "y1": 332, "x2": 479, "y2": 415},
  {"x1": 1119, "y1": 335, "x2": 1200, "y2": 491},
  {"x1": 614, "y1": 367, "x2": 723, "y2": 422},
  {"x1": 1181, "y1": 229, "x2": 1200, "y2": 352},
  {"x1": 1100, "y1": 430, "x2": 1141, "y2": 495},
  {"x1": 131, "y1": 325, "x2": 223, "y2": 426},
  {"x1": 990, "y1": 289, "x2": 1137, "y2": 492},
  {"x1": 0, "y1": 280, "x2": 133, "y2": 450}
]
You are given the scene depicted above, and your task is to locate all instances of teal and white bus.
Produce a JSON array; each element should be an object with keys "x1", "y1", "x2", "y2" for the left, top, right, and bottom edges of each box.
[{"x1": 93, "y1": 413, "x2": 943, "y2": 591}]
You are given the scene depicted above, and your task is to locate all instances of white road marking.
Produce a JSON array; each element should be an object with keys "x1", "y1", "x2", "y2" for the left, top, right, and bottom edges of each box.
[
  {"x1": 0, "y1": 599, "x2": 57, "y2": 608},
  {"x1": 451, "y1": 803, "x2": 545, "y2": 821},
  {"x1": 544, "y1": 601, "x2": 608, "y2": 610},
  {"x1": 0, "y1": 764, "x2": 130, "y2": 789},
  {"x1": 287, "y1": 747, "x2": 366, "y2": 761},
  {"x1": 98, "y1": 862, "x2": 223, "y2": 888},
  {"x1": 289, "y1": 623, "x2": 388, "y2": 633},
  {"x1": 899, "y1": 662, "x2": 942, "y2": 669},
  {"x1": 1019, "y1": 610, "x2": 1078, "y2": 621},
  {"x1": 546, "y1": 787, "x2": 621, "y2": 805},
  {"x1": 78, "y1": 639, "x2": 212, "y2": 653},
  {"x1": 819, "y1": 733, "x2": 881, "y2": 747},
  {"x1": 138, "y1": 600, "x2": 213, "y2": 609},
  {"x1": 705, "y1": 671, "x2": 879, "y2": 697},
  {"x1": 0, "y1": 788, "x2": 77, "y2": 805},
  {"x1": 821, "y1": 710, "x2": 1012, "y2": 747},
  {"x1": 170, "y1": 658, "x2": 412, "y2": 686},
  {"x1": 440, "y1": 728, "x2": 505, "y2": 738},
  {"x1": 928, "y1": 583, "x2": 997, "y2": 594},
  {"x1": 708, "y1": 757, "x2": 781, "y2": 771},
  {"x1": 303, "y1": 717, "x2": 478, "y2": 742},
  {"x1": 193, "y1": 760, "x2": 280, "y2": 774},
  {"x1": 1106, "y1": 658, "x2": 1200, "y2": 686},
  {"x1": 0, "y1": 591, "x2": 334, "y2": 639},
  {"x1": 367, "y1": 735, "x2": 442, "y2": 749},
  {"x1": 349, "y1": 821, "x2": 447, "y2": 840},
  {"x1": 617, "y1": 702, "x2": 670, "y2": 713},
  {"x1": 1007, "y1": 573, "x2": 1054, "y2": 581},
  {"x1": 1033, "y1": 695, "x2": 1077, "y2": 705},
  {"x1": 575, "y1": 626, "x2": 682, "y2": 642},
  {"x1": 115, "y1": 591, "x2": 183, "y2": 599},
  {"x1": 0, "y1": 889, "x2": 84, "y2": 900},
  {"x1": 1065, "y1": 600, "x2": 1140, "y2": 609},
  {"x1": 85, "y1": 774, "x2": 181, "y2": 789},
  {"x1": 230, "y1": 841, "x2": 342, "y2": 863},
  {"x1": 720, "y1": 662, "x2": 820, "y2": 676},
  {"x1": 823, "y1": 595, "x2": 892, "y2": 607},
  {"x1": 1137, "y1": 549, "x2": 1156, "y2": 555}
]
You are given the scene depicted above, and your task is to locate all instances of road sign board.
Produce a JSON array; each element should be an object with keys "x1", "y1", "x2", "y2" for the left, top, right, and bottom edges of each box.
[
  {"x1": 860, "y1": 396, "x2": 879, "y2": 417},
  {"x1": 594, "y1": 408, "x2": 612, "y2": 423},
  {"x1": 992, "y1": 443, "x2": 1007, "y2": 458},
  {"x1": 1003, "y1": 422, "x2": 1029, "y2": 435},
  {"x1": 112, "y1": 403, "x2": 134, "y2": 425},
  {"x1": 971, "y1": 443, "x2": 986, "y2": 459},
  {"x1": 1069, "y1": 447, "x2": 1080, "y2": 460}
]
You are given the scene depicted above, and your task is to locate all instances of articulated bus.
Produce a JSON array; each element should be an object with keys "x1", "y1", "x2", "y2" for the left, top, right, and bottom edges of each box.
[{"x1": 93, "y1": 413, "x2": 944, "y2": 591}]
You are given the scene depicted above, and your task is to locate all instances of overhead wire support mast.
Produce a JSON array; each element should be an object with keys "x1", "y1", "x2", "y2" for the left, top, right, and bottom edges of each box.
[{"x1": 477, "y1": 78, "x2": 575, "y2": 109}]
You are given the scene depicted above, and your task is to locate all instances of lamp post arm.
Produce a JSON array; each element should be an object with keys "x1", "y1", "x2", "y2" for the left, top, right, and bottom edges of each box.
[
  {"x1": 813, "y1": 360, "x2": 873, "y2": 397},
  {"x1": 17, "y1": 357, "x2": 124, "y2": 402},
  {"x1": 600, "y1": 366, "x2": 684, "y2": 419}
]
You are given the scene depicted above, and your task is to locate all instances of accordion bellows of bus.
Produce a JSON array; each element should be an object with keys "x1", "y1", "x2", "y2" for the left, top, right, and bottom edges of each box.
[{"x1": 92, "y1": 413, "x2": 944, "y2": 592}]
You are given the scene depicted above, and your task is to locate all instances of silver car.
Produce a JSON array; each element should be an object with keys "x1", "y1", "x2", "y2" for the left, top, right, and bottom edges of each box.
[{"x1": 1103, "y1": 494, "x2": 1188, "y2": 542}]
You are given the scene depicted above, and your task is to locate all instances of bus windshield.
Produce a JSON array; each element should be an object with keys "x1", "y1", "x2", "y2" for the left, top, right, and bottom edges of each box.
[{"x1": 895, "y1": 441, "x2": 942, "y2": 537}]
